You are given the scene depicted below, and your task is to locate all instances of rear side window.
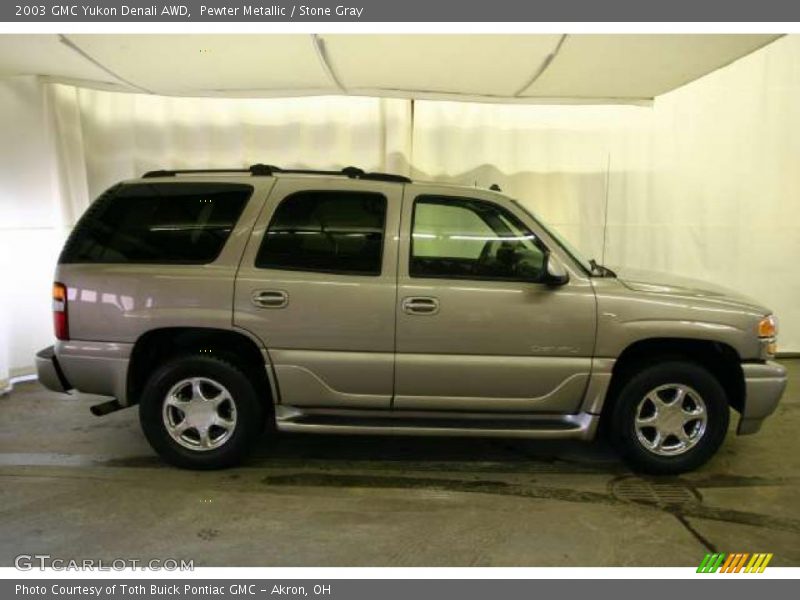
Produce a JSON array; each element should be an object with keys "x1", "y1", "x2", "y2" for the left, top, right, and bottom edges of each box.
[
  {"x1": 256, "y1": 191, "x2": 387, "y2": 276},
  {"x1": 59, "y1": 182, "x2": 252, "y2": 264}
]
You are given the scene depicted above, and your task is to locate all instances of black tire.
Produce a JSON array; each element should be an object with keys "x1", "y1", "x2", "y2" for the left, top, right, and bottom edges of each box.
[
  {"x1": 609, "y1": 360, "x2": 729, "y2": 475},
  {"x1": 139, "y1": 355, "x2": 264, "y2": 470}
]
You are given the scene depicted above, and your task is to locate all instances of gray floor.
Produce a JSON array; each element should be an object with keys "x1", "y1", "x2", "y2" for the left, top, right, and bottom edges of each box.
[{"x1": 1, "y1": 361, "x2": 799, "y2": 567}]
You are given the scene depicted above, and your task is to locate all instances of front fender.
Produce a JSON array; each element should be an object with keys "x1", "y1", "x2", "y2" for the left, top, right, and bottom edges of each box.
[{"x1": 593, "y1": 279, "x2": 764, "y2": 359}]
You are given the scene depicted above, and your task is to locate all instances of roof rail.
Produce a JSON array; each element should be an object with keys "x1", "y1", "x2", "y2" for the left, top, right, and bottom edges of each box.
[
  {"x1": 142, "y1": 168, "x2": 253, "y2": 178},
  {"x1": 142, "y1": 164, "x2": 411, "y2": 184}
]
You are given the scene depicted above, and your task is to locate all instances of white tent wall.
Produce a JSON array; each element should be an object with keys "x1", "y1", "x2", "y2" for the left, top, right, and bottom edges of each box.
[
  {"x1": 48, "y1": 85, "x2": 413, "y2": 212},
  {"x1": 0, "y1": 76, "x2": 66, "y2": 391},
  {"x1": 1, "y1": 34, "x2": 798, "y2": 384},
  {"x1": 413, "y1": 35, "x2": 800, "y2": 352},
  {"x1": 639, "y1": 34, "x2": 800, "y2": 353},
  {"x1": 1, "y1": 83, "x2": 413, "y2": 384},
  {"x1": 410, "y1": 101, "x2": 653, "y2": 272}
]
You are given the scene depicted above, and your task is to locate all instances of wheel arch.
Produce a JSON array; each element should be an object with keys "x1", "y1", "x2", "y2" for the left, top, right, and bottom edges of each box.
[
  {"x1": 126, "y1": 327, "x2": 276, "y2": 410},
  {"x1": 601, "y1": 337, "x2": 745, "y2": 425}
]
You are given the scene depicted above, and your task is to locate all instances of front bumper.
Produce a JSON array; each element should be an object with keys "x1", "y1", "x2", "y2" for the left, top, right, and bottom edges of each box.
[
  {"x1": 35, "y1": 346, "x2": 72, "y2": 394},
  {"x1": 737, "y1": 360, "x2": 788, "y2": 435}
]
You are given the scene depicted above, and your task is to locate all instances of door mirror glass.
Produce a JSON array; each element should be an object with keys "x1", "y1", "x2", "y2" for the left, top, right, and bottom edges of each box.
[{"x1": 543, "y1": 253, "x2": 570, "y2": 286}]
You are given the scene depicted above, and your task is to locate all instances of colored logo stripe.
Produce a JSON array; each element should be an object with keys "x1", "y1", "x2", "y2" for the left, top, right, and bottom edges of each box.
[
  {"x1": 697, "y1": 552, "x2": 772, "y2": 573},
  {"x1": 720, "y1": 553, "x2": 736, "y2": 572},
  {"x1": 745, "y1": 553, "x2": 773, "y2": 573},
  {"x1": 697, "y1": 554, "x2": 712, "y2": 572},
  {"x1": 697, "y1": 553, "x2": 726, "y2": 573},
  {"x1": 734, "y1": 554, "x2": 750, "y2": 573}
]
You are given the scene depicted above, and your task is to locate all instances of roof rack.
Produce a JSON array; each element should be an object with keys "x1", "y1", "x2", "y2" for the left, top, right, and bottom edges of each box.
[{"x1": 141, "y1": 164, "x2": 411, "y2": 184}]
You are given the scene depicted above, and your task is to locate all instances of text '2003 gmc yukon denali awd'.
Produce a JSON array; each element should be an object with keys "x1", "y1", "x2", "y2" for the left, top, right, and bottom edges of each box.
[{"x1": 35, "y1": 164, "x2": 787, "y2": 473}]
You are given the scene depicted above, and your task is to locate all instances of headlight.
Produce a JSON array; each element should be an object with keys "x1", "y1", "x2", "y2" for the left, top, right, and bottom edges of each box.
[{"x1": 758, "y1": 314, "x2": 777, "y2": 338}]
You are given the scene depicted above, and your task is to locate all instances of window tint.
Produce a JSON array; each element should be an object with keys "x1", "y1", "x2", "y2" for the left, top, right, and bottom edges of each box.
[
  {"x1": 60, "y1": 182, "x2": 252, "y2": 264},
  {"x1": 411, "y1": 196, "x2": 545, "y2": 281},
  {"x1": 256, "y1": 191, "x2": 387, "y2": 275}
]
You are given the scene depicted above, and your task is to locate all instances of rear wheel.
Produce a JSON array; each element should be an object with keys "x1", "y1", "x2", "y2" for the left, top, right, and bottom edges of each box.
[
  {"x1": 609, "y1": 361, "x2": 729, "y2": 474},
  {"x1": 139, "y1": 355, "x2": 264, "y2": 469}
]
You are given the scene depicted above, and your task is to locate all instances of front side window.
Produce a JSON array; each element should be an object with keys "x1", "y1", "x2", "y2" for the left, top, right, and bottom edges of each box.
[
  {"x1": 410, "y1": 196, "x2": 546, "y2": 281},
  {"x1": 256, "y1": 191, "x2": 387, "y2": 276},
  {"x1": 59, "y1": 182, "x2": 252, "y2": 264}
]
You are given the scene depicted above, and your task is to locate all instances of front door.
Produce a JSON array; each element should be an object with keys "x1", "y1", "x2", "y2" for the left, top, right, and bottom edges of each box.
[
  {"x1": 394, "y1": 186, "x2": 597, "y2": 413},
  {"x1": 234, "y1": 178, "x2": 402, "y2": 409}
]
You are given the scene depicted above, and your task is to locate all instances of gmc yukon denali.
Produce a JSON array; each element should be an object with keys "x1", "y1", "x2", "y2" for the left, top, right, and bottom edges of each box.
[{"x1": 35, "y1": 164, "x2": 787, "y2": 473}]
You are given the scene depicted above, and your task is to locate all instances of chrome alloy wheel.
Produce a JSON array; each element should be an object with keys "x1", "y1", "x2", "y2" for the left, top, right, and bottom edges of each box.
[
  {"x1": 634, "y1": 384, "x2": 708, "y2": 457},
  {"x1": 162, "y1": 377, "x2": 237, "y2": 451}
]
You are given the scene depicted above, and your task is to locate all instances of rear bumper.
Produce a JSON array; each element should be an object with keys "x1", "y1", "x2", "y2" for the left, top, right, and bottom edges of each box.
[
  {"x1": 35, "y1": 341, "x2": 132, "y2": 404},
  {"x1": 737, "y1": 360, "x2": 788, "y2": 435},
  {"x1": 35, "y1": 346, "x2": 72, "y2": 393}
]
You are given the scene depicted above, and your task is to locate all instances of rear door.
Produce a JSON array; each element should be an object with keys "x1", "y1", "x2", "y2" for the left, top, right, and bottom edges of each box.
[{"x1": 234, "y1": 177, "x2": 402, "y2": 409}]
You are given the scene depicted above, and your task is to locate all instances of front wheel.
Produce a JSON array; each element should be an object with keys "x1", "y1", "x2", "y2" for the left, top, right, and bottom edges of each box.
[
  {"x1": 139, "y1": 355, "x2": 264, "y2": 469},
  {"x1": 609, "y1": 361, "x2": 729, "y2": 474}
]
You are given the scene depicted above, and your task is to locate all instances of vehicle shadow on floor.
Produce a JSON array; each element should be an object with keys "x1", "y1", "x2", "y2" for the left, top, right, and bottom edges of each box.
[
  {"x1": 92, "y1": 425, "x2": 800, "y2": 543},
  {"x1": 250, "y1": 432, "x2": 626, "y2": 474},
  {"x1": 243, "y1": 433, "x2": 800, "y2": 544}
]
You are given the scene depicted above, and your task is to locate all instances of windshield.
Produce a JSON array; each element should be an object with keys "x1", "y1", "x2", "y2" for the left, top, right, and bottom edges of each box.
[{"x1": 510, "y1": 199, "x2": 594, "y2": 275}]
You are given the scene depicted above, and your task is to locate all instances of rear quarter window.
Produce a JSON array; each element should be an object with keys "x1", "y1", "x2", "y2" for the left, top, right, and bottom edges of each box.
[{"x1": 59, "y1": 182, "x2": 253, "y2": 264}]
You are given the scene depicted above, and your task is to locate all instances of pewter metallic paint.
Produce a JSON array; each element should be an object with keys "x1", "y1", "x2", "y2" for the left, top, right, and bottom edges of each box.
[{"x1": 37, "y1": 173, "x2": 787, "y2": 437}]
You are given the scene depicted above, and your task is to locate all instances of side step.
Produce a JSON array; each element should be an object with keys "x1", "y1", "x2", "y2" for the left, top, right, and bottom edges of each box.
[{"x1": 275, "y1": 406, "x2": 598, "y2": 440}]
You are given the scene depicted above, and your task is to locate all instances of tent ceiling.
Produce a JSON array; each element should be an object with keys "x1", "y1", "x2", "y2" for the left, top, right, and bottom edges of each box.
[{"x1": 0, "y1": 34, "x2": 780, "y2": 103}]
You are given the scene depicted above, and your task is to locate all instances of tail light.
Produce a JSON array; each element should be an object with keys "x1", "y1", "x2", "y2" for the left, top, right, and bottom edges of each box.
[{"x1": 53, "y1": 282, "x2": 69, "y2": 341}]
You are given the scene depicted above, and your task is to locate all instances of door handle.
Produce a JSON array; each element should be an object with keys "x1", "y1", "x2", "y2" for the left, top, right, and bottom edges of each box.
[
  {"x1": 252, "y1": 290, "x2": 289, "y2": 309},
  {"x1": 402, "y1": 296, "x2": 440, "y2": 315}
]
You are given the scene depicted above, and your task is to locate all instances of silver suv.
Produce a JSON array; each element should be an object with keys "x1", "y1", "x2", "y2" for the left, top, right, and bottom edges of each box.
[{"x1": 35, "y1": 165, "x2": 787, "y2": 473}]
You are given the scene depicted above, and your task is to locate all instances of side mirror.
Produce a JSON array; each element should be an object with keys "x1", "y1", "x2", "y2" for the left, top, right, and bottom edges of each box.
[{"x1": 542, "y1": 253, "x2": 570, "y2": 286}]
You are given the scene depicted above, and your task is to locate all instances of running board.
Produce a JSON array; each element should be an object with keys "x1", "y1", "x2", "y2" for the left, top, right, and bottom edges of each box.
[{"x1": 275, "y1": 406, "x2": 598, "y2": 440}]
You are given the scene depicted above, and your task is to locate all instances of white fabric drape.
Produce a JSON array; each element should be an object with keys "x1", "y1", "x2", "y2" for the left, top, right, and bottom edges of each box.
[
  {"x1": 413, "y1": 36, "x2": 800, "y2": 352},
  {"x1": 411, "y1": 101, "x2": 652, "y2": 267},
  {"x1": 48, "y1": 86, "x2": 413, "y2": 222},
  {"x1": 0, "y1": 76, "x2": 66, "y2": 392},
  {"x1": 1, "y1": 85, "x2": 412, "y2": 385},
  {"x1": 632, "y1": 35, "x2": 800, "y2": 353},
  {"x1": 2, "y1": 34, "x2": 799, "y2": 387}
]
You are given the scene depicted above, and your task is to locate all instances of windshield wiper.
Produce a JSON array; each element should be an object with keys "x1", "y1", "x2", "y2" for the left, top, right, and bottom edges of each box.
[{"x1": 589, "y1": 258, "x2": 617, "y2": 278}]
